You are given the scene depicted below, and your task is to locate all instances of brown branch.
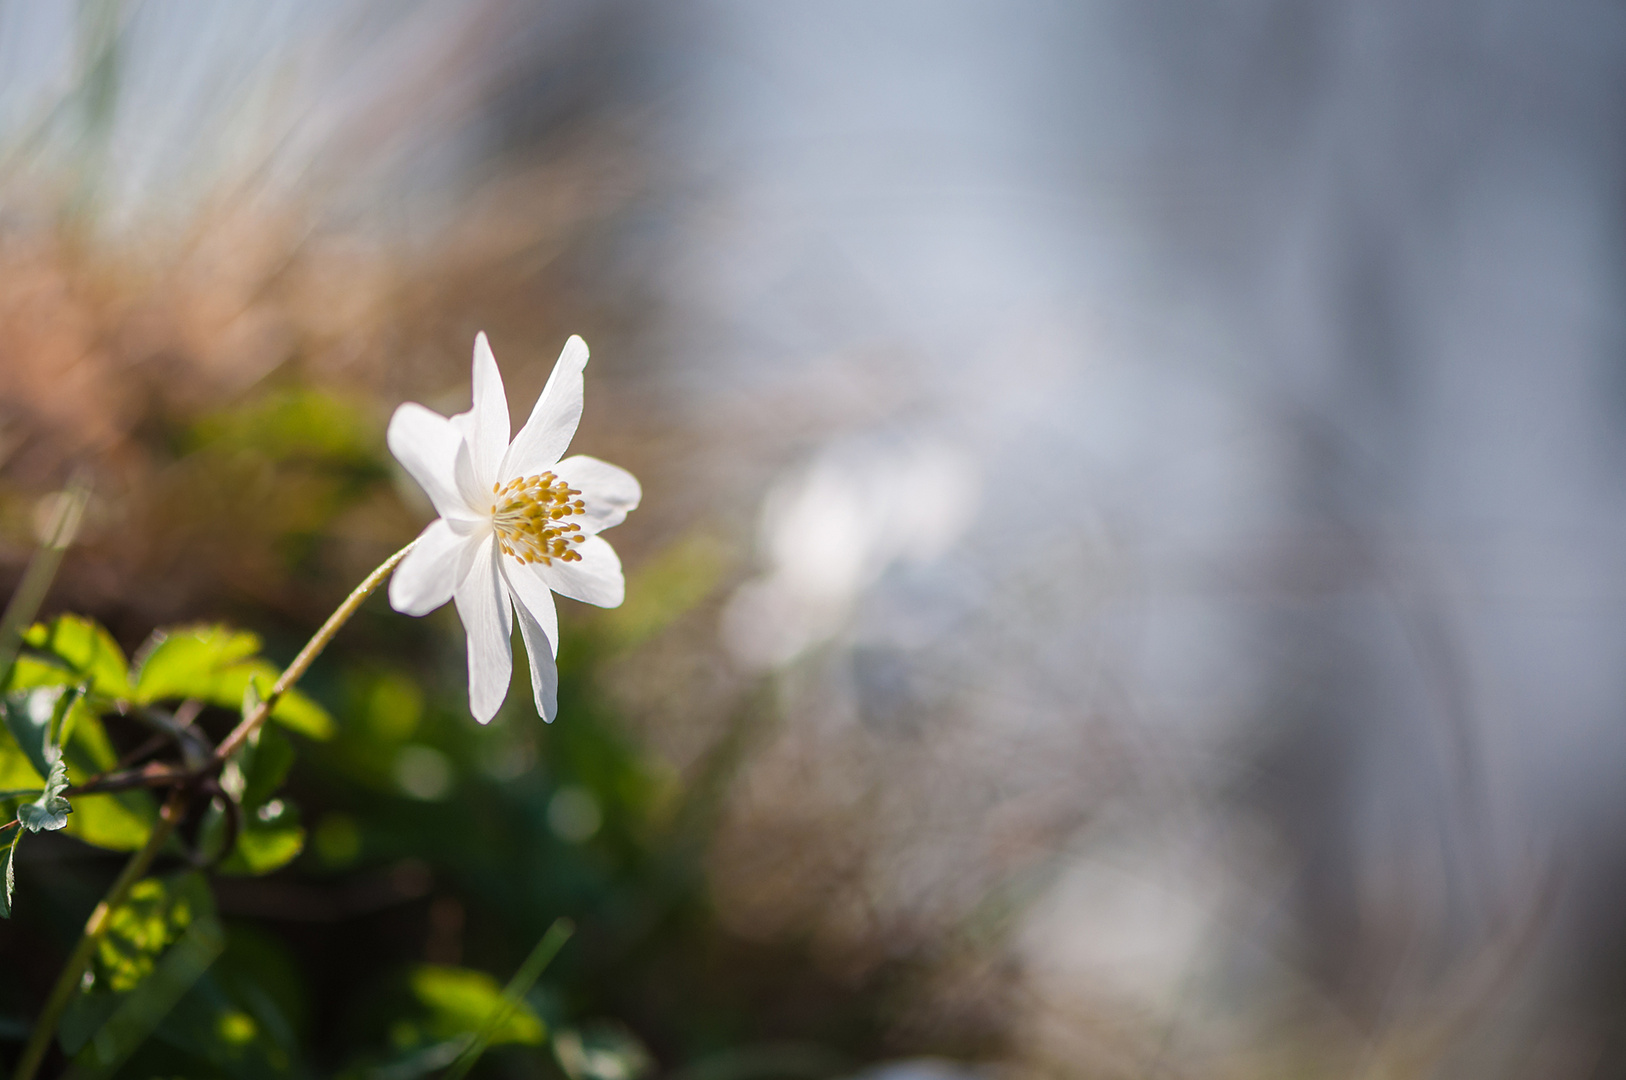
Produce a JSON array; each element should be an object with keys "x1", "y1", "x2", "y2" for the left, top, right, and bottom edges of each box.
[{"x1": 65, "y1": 761, "x2": 190, "y2": 797}]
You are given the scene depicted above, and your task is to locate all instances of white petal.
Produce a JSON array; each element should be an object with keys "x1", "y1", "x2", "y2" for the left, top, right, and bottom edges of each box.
[
  {"x1": 500, "y1": 557, "x2": 560, "y2": 658},
  {"x1": 552, "y1": 455, "x2": 641, "y2": 536},
  {"x1": 500, "y1": 335, "x2": 588, "y2": 479},
  {"x1": 387, "y1": 403, "x2": 479, "y2": 521},
  {"x1": 449, "y1": 332, "x2": 510, "y2": 488},
  {"x1": 453, "y1": 537, "x2": 513, "y2": 724},
  {"x1": 513, "y1": 600, "x2": 559, "y2": 722},
  {"x1": 453, "y1": 437, "x2": 491, "y2": 513},
  {"x1": 389, "y1": 519, "x2": 473, "y2": 616},
  {"x1": 535, "y1": 534, "x2": 625, "y2": 608}
]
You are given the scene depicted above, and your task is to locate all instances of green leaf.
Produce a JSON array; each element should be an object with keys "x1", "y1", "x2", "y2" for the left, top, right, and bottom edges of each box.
[
  {"x1": 64, "y1": 706, "x2": 117, "y2": 771},
  {"x1": 17, "y1": 759, "x2": 71, "y2": 832},
  {"x1": 442, "y1": 918, "x2": 573, "y2": 1080},
  {"x1": 62, "y1": 794, "x2": 154, "y2": 852},
  {"x1": 0, "y1": 686, "x2": 62, "y2": 780},
  {"x1": 220, "y1": 663, "x2": 333, "y2": 740},
  {"x1": 132, "y1": 629, "x2": 333, "y2": 740},
  {"x1": 0, "y1": 830, "x2": 20, "y2": 919},
  {"x1": 66, "y1": 877, "x2": 224, "y2": 1079},
  {"x1": 239, "y1": 728, "x2": 295, "y2": 811},
  {"x1": 22, "y1": 616, "x2": 129, "y2": 698},
  {"x1": 0, "y1": 732, "x2": 41, "y2": 793},
  {"x1": 408, "y1": 967, "x2": 546, "y2": 1048},
  {"x1": 131, "y1": 625, "x2": 261, "y2": 705},
  {"x1": 93, "y1": 874, "x2": 211, "y2": 993},
  {"x1": 3, "y1": 655, "x2": 74, "y2": 692},
  {"x1": 218, "y1": 800, "x2": 305, "y2": 877}
]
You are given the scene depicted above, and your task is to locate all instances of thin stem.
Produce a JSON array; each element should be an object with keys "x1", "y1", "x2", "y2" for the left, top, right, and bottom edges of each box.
[
  {"x1": 214, "y1": 540, "x2": 415, "y2": 765},
  {"x1": 12, "y1": 789, "x2": 185, "y2": 1080},
  {"x1": 65, "y1": 762, "x2": 187, "y2": 798}
]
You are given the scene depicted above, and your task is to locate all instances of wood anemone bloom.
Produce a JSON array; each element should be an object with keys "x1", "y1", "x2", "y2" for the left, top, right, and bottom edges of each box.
[{"x1": 387, "y1": 334, "x2": 640, "y2": 722}]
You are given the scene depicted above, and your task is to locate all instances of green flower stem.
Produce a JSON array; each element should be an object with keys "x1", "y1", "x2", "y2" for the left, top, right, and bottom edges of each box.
[
  {"x1": 213, "y1": 539, "x2": 415, "y2": 765},
  {"x1": 12, "y1": 788, "x2": 185, "y2": 1080}
]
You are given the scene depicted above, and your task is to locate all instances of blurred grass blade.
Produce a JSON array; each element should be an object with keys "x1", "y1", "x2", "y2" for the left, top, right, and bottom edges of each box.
[
  {"x1": 0, "y1": 475, "x2": 92, "y2": 689},
  {"x1": 442, "y1": 918, "x2": 573, "y2": 1080}
]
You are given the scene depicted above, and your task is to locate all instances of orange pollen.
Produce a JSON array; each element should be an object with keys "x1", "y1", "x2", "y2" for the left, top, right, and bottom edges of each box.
[{"x1": 489, "y1": 472, "x2": 586, "y2": 566}]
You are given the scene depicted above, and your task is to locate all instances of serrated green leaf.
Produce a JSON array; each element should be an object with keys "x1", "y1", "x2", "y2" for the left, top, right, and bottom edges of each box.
[
  {"x1": 132, "y1": 625, "x2": 261, "y2": 705},
  {"x1": 0, "y1": 830, "x2": 20, "y2": 918},
  {"x1": 22, "y1": 617, "x2": 129, "y2": 698},
  {"x1": 17, "y1": 759, "x2": 71, "y2": 832}
]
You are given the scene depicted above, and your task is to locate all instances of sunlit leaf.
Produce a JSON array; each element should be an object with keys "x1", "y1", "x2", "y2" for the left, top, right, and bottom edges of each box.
[
  {"x1": 17, "y1": 759, "x2": 71, "y2": 832},
  {"x1": 223, "y1": 663, "x2": 333, "y2": 740},
  {"x1": 409, "y1": 966, "x2": 546, "y2": 1047},
  {"x1": 0, "y1": 728, "x2": 41, "y2": 793},
  {"x1": 0, "y1": 685, "x2": 63, "y2": 780},
  {"x1": 65, "y1": 705, "x2": 118, "y2": 771},
  {"x1": 220, "y1": 820, "x2": 306, "y2": 877},
  {"x1": 3, "y1": 655, "x2": 74, "y2": 692},
  {"x1": 93, "y1": 874, "x2": 211, "y2": 993},
  {"x1": 217, "y1": 800, "x2": 304, "y2": 878},
  {"x1": 64, "y1": 794, "x2": 154, "y2": 852},
  {"x1": 22, "y1": 616, "x2": 129, "y2": 698},
  {"x1": 66, "y1": 880, "x2": 224, "y2": 1079},
  {"x1": 132, "y1": 625, "x2": 262, "y2": 705},
  {"x1": 132, "y1": 628, "x2": 333, "y2": 740}
]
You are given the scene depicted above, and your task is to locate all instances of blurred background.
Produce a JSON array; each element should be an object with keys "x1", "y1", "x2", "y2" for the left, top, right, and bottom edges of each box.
[{"x1": 2, "y1": 0, "x2": 1624, "y2": 1076}]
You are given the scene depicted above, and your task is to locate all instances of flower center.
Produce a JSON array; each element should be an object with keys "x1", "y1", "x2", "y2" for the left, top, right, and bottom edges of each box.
[{"x1": 490, "y1": 472, "x2": 587, "y2": 565}]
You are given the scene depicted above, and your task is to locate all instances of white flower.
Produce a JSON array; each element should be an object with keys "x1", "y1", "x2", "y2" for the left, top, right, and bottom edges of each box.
[{"x1": 386, "y1": 333, "x2": 641, "y2": 723}]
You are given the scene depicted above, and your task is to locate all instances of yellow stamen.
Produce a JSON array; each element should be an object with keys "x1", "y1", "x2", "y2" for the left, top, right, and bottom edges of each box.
[{"x1": 491, "y1": 471, "x2": 588, "y2": 566}]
